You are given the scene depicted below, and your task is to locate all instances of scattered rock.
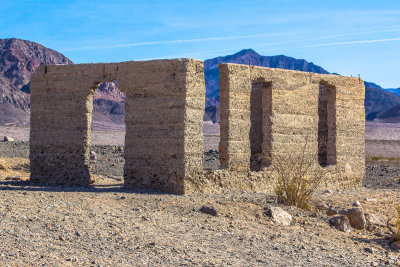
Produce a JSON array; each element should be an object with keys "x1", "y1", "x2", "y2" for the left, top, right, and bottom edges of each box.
[
  {"x1": 339, "y1": 208, "x2": 366, "y2": 230},
  {"x1": 329, "y1": 215, "x2": 351, "y2": 233},
  {"x1": 199, "y1": 206, "x2": 217, "y2": 216},
  {"x1": 264, "y1": 205, "x2": 292, "y2": 226},
  {"x1": 352, "y1": 200, "x2": 361, "y2": 207},
  {"x1": 390, "y1": 242, "x2": 400, "y2": 251},
  {"x1": 327, "y1": 206, "x2": 366, "y2": 230},
  {"x1": 0, "y1": 161, "x2": 8, "y2": 170},
  {"x1": 4, "y1": 176, "x2": 21, "y2": 181},
  {"x1": 315, "y1": 202, "x2": 330, "y2": 211},
  {"x1": 364, "y1": 247, "x2": 374, "y2": 254},
  {"x1": 366, "y1": 198, "x2": 377, "y2": 202},
  {"x1": 323, "y1": 190, "x2": 333, "y2": 194},
  {"x1": 141, "y1": 216, "x2": 151, "y2": 221},
  {"x1": 147, "y1": 242, "x2": 156, "y2": 247},
  {"x1": 89, "y1": 174, "x2": 95, "y2": 184},
  {"x1": 327, "y1": 206, "x2": 339, "y2": 216},
  {"x1": 365, "y1": 213, "x2": 386, "y2": 230},
  {"x1": 90, "y1": 151, "x2": 97, "y2": 160},
  {"x1": 3, "y1": 136, "x2": 14, "y2": 142}
]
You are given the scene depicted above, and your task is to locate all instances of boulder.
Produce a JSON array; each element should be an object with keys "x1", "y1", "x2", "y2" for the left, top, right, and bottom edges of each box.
[
  {"x1": 326, "y1": 206, "x2": 366, "y2": 230},
  {"x1": 339, "y1": 208, "x2": 366, "y2": 230},
  {"x1": 3, "y1": 136, "x2": 14, "y2": 142},
  {"x1": 329, "y1": 215, "x2": 351, "y2": 233},
  {"x1": 199, "y1": 206, "x2": 217, "y2": 216},
  {"x1": 365, "y1": 213, "x2": 386, "y2": 230},
  {"x1": 327, "y1": 206, "x2": 339, "y2": 216},
  {"x1": 264, "y1": 205, "x2": 292, "y2": 226}
]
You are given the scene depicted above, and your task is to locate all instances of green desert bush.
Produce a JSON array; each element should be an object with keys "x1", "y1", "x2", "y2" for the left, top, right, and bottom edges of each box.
[{"x1": 271, "y1": 142, "x2": 325, "y2": 210}]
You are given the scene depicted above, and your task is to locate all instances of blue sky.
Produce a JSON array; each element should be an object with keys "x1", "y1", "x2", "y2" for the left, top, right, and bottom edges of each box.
[{"x1": 1, "y1": 0, "x2": 399, "y2": 88}]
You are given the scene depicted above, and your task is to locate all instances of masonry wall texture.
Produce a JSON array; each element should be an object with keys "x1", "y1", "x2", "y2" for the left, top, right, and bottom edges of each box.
[{"x1": 29, "y1": 60, "x2": 365, "y2": 194}]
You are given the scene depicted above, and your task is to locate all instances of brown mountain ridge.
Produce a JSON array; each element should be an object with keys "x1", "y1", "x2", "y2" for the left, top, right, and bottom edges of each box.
[{"x1": 0, "y1": 38, "x2": 399, "y2": 126}]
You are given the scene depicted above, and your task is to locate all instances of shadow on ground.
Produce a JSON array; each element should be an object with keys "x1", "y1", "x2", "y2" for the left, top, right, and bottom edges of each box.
[{"x1": 0, "y1": 180, "x2": 169, "y2": 195}]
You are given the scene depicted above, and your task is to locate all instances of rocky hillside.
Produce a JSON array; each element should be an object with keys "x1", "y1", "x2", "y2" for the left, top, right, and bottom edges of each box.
[
  {"x1": 92, "y1": 81, "x2": 125, "y2": 125},
  {"x1": 385, "y1": 88, "x2": 400, "y2": 96},
  {"x1": 365, "y1": 83, "x2": 400, "y2": 121},
  {"x1": 204, "y1": 49, "x2": 400, "y2": 122},
  {"x1": 0, "y1": 38, "x2": 124, "y2": 126},
  {"x1": 0, "y1": 38, "x2": 72, "y2": 125},
  {"x1": 203, "y1": 49, "x2": 330, "y2": 121},
  {"x1": 1, "y1": 39, "x2": 399, "y2": 125}
]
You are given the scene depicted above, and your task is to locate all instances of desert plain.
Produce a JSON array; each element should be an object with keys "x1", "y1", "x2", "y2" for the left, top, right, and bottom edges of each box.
[{"x1": 0, "y1": 122, "x2": 399, "y2": 266}]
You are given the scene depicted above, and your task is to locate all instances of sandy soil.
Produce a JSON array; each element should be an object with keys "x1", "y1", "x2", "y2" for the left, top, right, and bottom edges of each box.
[
  {"x1": 0, "y1": 155, "x2": 400, "y2": 266},
  {"x1": 365, "y1": 122, "x2": 400, "y2": 141},
  {"x1": 0, "y1": 122, "x2": 220, "y2": 149},
  {"x1": 1, "y1": 123, "x2": 400, "y2": 266}
]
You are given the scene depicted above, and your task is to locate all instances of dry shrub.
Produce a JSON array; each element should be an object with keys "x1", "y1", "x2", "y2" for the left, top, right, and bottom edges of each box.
[
  {"x1": 0, "y1": 161, "x2": 8, "y2": 171},
  {"x1": 271, "y1": 142, "x2": 325, "y2": 210},
  {"x1": 387, "y1": 205, "x2": 400, "y2": 242}
]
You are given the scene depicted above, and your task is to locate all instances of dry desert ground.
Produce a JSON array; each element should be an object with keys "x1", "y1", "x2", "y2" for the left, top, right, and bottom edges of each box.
[{"x1": 0, "y1": 122, "x2": 400, "y2": 266}]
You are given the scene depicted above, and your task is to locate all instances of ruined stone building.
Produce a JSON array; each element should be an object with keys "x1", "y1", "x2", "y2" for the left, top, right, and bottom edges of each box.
[{"x1": 29, "y1": 59, "x2": 365, "y2": 194}]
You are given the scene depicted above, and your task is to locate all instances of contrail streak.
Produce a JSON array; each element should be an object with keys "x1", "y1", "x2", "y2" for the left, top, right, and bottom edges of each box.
[
  {"x1": 306, "y1": 37, "x2": 400, "y2": 48},
  {"x1": 59, "y1": 32, "x2": 301, "y2": 52},
  {"x1": 59, "y1": 25, "x2": 400, "y2": 54}
]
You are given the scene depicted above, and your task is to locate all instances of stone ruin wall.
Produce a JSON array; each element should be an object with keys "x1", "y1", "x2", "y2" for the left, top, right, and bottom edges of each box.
[
  {"x1": 194, "y1": 64, "x2": 365, "y2": 193},
  {"x1": 30, "y1": 59, "x2": 204, "y2": 194},
  {"x1": 29, "y1": 59, "x2": 365, "y2": 194}
]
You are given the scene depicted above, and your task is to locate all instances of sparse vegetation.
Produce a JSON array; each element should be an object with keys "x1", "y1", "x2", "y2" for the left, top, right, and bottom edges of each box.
[
  {"x1": 271, "y1": 142, "x2": 325, "y2": 210},
  {"x1": 387, "y1": 205, "x2": 400, "y2": 243},
  {"x1": 0, "y1": 160, "x2": 8, "y2": 171},
  {"x1": 371, "y1": 156, "x2": 382, "y2": 161}
]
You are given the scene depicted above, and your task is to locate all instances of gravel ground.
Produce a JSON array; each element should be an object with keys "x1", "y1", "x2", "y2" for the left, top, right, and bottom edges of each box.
[
  {"x1": 2, "y1": 141, "x2": 398, "y2": 190},
  {"x1": 1, "y1": 140, "x2": 400, "y2": 266}
]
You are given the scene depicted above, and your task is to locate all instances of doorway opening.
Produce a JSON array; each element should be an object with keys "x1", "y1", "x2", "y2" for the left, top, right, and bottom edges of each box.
[{"x1": 88, "y1": 81, "x2": 126, "y2": 185}]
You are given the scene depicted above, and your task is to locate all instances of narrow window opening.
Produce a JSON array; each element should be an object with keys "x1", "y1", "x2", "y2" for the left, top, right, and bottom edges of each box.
[
  {"x1": 318, "y1": 81, "x2": 336, "y2": 167},
  {"x1": 250, "y1": 81, "x2": 272, "y2": 171}
]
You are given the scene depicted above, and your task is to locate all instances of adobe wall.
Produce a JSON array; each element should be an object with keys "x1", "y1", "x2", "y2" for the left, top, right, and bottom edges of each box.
[
  {"x1": 29, "y1": 60, "x2": 365, "y2": 195},
  {"x1": 29, "y1": 59, "x2": 204, "y2": 193},
  {"x1": 186, "y1": 63, "x2": 365, "y2": 194}
]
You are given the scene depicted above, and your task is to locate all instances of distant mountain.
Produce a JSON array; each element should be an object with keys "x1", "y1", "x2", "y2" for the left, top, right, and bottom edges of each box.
[
  {"x1": 1, "y1": 40, "x2": 399, "y2": 125},
  {"x1": 204, "y1": 49, "x2": 329, "y2": 101},
  {"x1": 0, "y1": 38, "x2": 72, "y2": 125},
  {"x1": 203, "y1": 49, "x2": 330, "y2": 121},
  {"x1": 92, "y1": 81, "x2": 125, "y2": 125},
  {"x1": 370, "y1": 87, "x2": 400, "y2": 122},
  {"x1": 0, "y1": 38, "x2": 124, "y2": 126},
  {"x1": 365, "y1": 86, "x2": 400, "y2": 121},
  {"x1": 203, "y1": 49, "x2": 400, "y2": 122},
  {"x1": 385, "y1": 88, "x2": 400, "y2": 96}
]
